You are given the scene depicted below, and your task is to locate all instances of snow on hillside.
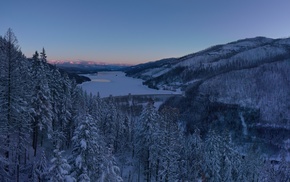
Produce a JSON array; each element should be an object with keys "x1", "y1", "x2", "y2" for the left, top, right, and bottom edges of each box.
[
  {"x1": 223, "y1": 41, "x2": 257, "y2": 50},
  {"x1": 125, "y1": 37, "x2": 290, "y2": 126},
  {"x1": 198, "y1": 59, "x2": 290, "y2": 124},
  {"x1": 231, "y1": 45, "x2": 287, "y2": 62},
  {"x1": 141, "y1": 67, "x2": 171, "y2": 78},
  {"x1": 133, "y1": 37, "x2": 290, "y2": 94},
  {"x1": 223, "y1": 37, "x2": 272, "y2": 50},
  {"x1": 204, "y1": 45, "x2": 287, "y2": 71},
  {"x1": 176, "y1": 54, "x2": 219, "y2": 67},
  {"x1": 174, "y1": 38, "x2": 276, "y2": 69},
  {"x1": 80, "y1": 71, "x2": 181, "y2": 97}
]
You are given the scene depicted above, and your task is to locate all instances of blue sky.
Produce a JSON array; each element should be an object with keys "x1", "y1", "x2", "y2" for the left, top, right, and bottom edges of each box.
[{"x1": 1, "y1": 0, "x2": 290, "y2": 64}]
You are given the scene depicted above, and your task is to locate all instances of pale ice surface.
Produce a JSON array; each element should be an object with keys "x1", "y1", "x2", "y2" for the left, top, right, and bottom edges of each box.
[{"x1": 80, "y1": 71, "x2": 181, "y2": 98}]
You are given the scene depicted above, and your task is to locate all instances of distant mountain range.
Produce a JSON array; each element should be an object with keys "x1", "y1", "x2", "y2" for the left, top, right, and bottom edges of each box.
[{"x1": 49, "y1": 60, "x2": 130, "y2": 74}]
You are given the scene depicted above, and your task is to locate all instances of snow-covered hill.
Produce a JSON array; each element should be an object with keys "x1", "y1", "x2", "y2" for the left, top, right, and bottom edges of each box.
[{"x1": 126, "y1": 37, "x2": 290, "y2": 126}]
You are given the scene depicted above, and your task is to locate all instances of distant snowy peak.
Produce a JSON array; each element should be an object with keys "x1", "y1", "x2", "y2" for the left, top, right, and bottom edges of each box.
[
  {"x1": 49, "y1": 60, "x2": 130, "y2": 74},
  {"x1": 49, "y1": 60, "x2": 131, "y2": 67}
]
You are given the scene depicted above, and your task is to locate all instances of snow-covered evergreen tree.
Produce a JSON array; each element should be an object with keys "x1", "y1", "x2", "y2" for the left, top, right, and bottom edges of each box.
[
  {"x1": 77, "y1": 167, "x2": 90, "y2": 182},
  {"x1": 219, "y1": 131, "x2": 234, "y2": 182},
  {"x1": 34, "y1": 150, "x2": 49, "y2": 181},
  {"x1": 59, "y1": 73, "x2": 73, "y2": 148},
  {"x1": 204, "y1": 129, "x2": 222, "y2": 182},
  {"x1": 223, "y1": 155, "x2": 233, "y2": 182},
  {"x1": 48, "y1": 68, "x2": 74, "y2": 150},
  {"x1": 183, "y1": 129, "x2": 204, "y2": 181},
  {"x1": 99, "y1": 146, "x2": 123, "y2": 182},
  {"x1": 101, "y1": 96, "x2": 120, "y2": 146},
  {"x1": 135, "y1": 100, "x2": 159, "y2": 182},
  {"x1": 70, "y1": 114, "x2": 104, "y2": 181},
  {"x1": 158, "y1": 106, "x2": 183, "y2": 181},
  {"x1": 30, "y1": 51, "x2": 53, "y2": 156},
  {"x1": 49, "y1": 148, "x2": 73, "y2": 182}
]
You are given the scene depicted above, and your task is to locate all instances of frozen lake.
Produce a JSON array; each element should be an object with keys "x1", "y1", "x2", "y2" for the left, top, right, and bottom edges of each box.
[{"x1": 80, "y1": 71, "x2": 180, "y2": 98}]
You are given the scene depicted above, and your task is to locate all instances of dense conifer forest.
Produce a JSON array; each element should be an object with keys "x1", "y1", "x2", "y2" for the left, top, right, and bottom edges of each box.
[{"x1": 0, "y1": 29, "x2": 289, "y2": 181}]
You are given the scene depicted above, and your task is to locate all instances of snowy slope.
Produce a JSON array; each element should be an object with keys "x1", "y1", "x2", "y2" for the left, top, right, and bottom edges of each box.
[
  {"x1": 198, "y1": 59, "x2": 290, "y2": 124},
  {"x1": 127, "y1": 36, "x2": 290, "y2": 125},
  {"x1": 127, "y1": 37, "x2": 276, "y2": 81},
  {"x1": 141, "y1": 37, "x2": 290, "y2": 89}
]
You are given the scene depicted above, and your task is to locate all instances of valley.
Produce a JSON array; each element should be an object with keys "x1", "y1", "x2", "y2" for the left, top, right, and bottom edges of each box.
[
  {"x1": 63, "y1": 37, "x2": 290, "y2": 181},
  {"x1": 2, "y1": 1, "x2": 290, "y2": 180},
  {"x1": 0, "y1": 29, "x2": 289, "y2": 181}
]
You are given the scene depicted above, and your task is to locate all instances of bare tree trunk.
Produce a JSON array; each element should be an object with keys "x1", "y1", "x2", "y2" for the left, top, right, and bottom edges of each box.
[{"x1": 146, "y1": 149, "x2": 150, "y2": 182}]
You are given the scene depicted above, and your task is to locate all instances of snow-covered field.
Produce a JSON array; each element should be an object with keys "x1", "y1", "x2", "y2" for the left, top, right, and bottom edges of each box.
[{"x1": 80, "y1": 71, "x2": 181, "y2": 97}]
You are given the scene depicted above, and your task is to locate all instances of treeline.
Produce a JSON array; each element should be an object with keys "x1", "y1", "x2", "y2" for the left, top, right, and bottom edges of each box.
[{"x1": 0, "y1": 29, "x2": 289, "y2": 182}]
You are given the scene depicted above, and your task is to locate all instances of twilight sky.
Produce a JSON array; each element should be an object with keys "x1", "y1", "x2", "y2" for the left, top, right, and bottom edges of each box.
[{"x1": 1, "y1": 0, "x2": 290, "y2": 64}]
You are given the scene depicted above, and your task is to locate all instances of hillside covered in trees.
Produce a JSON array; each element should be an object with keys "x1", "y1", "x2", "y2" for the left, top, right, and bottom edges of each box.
[
  {"x1": 0, "y1": 29, "x2": 289, "y2": 181},
  {"x1": 126, "y1": 37, "x2": 290, "y2": 155}
]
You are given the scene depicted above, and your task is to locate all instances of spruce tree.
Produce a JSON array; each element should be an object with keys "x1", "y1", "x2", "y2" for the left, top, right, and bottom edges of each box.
[
  {"x1": 135, "y1": 100, "x2": 159, "y2": 182},
  {"x1": 70, "y1": 114, "x2": 104, "y2": 181},
  {"x1": 49, "y1": 148, "x2": 73, "y2": 182},
  {"x1": 30, "y1": 50, "x2": 52, "y2": 156},
  {"x1": 158, "y1": 106, "x2": 182, "y2": 181},
  {"x1": 34, "y1": 150, "x2": 49, "y2": 181},
  {"x1": 204, "y1": 130, "x2": 222, "y2": 182}
]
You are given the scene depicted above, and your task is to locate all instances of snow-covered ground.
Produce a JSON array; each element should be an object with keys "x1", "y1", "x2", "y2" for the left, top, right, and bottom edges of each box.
[{"x1": 80, "y1": 71, "x2": 181, "y2": 98}]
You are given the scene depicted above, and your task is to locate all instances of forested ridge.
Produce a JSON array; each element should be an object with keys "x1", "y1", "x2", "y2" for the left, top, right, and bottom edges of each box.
[{"x1": 0, "y1": 29, "x2": 289, "y2": 181}]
